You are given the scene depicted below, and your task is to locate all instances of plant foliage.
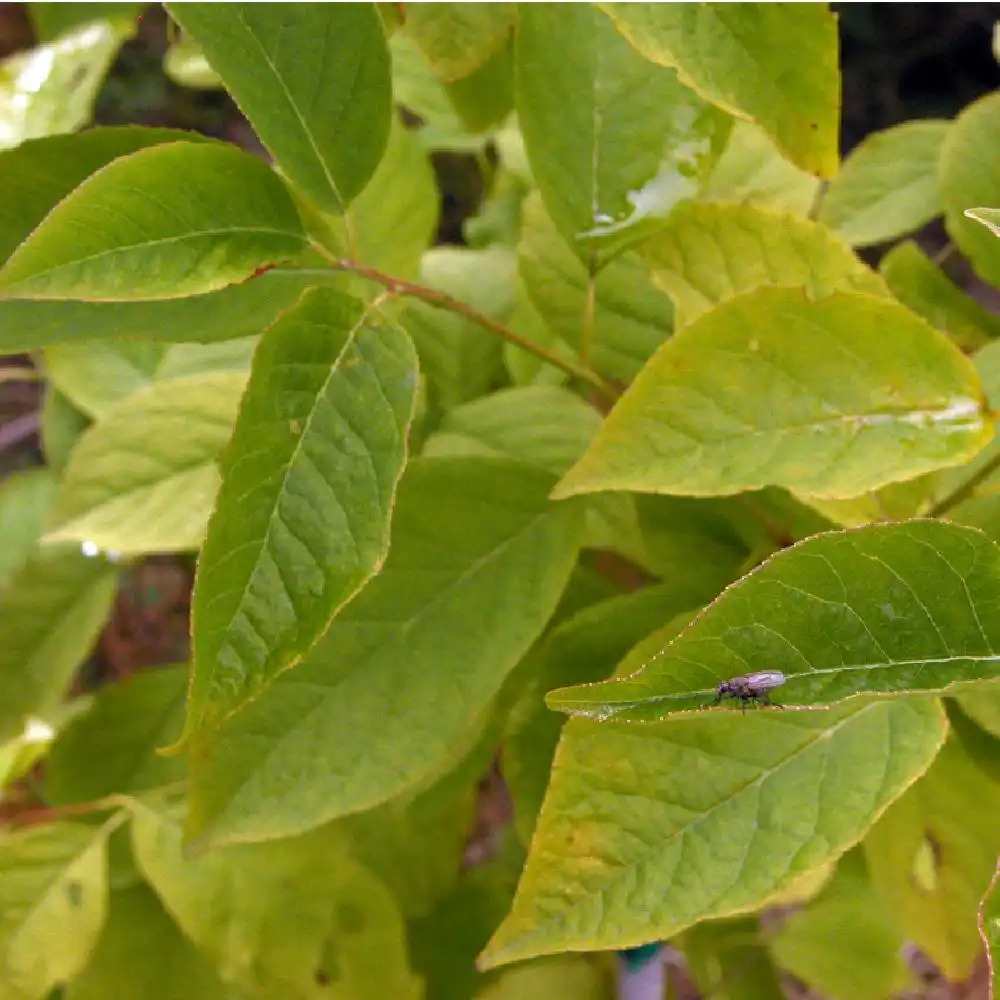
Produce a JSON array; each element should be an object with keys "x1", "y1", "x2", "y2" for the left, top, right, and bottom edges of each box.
[{"x1": 2, "y1": 4, "x2": 1000, "y2": 998}]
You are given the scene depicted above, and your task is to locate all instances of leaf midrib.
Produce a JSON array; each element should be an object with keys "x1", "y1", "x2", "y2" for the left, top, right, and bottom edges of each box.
[
  {"x1": 233, "y1": 7, "x2": 345, "y2": 208},
  {"x1": 563, "y1": 651, "x2": 1000, "y2": 715},
  {"x1": 196, "y1": 302, "x2": 390, "y2": 721},
  {"x1": 1, "y1": 226, "x2": 304, "y2": 295},
  {"x1": 213, "y1": 497, "x2": 567, "y2": 823},
  {"x1": 499, "y1": 700, "x2": 936, "y2": 957}
]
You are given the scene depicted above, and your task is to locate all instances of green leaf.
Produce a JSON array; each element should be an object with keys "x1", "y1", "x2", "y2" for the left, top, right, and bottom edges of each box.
[
  {"x1": 0, "y1": 719, "x2": 61, "y2": 793},
  {"x1": 0, "y1": 128, "x2": 212, "y2": 266},
  {"x1": 402, "y1": 247, "x2": 515, "y2": 408},
  {"x1": 338, "y1": 726, "x2": 493, "y2": 919},
  {"x1": 40, "y1": 386, "x2": 89, "y2": 475},
  {"x1": 167, "y1": 3, "x2": 391, "y2": 215},
  {"x1": 794, "y1": 478, "x2": 933, "y2": 531},
  {"x1": 516, "y1": 4, "x2": 728, "y2": 261},
  {"x1": 44, "y1": 372, "x2": 247, "y2": 555},
  {"x1": 818, "y1": 120, "x2": 949, "y2": 247},
  {"x1": 0, "y1": 469, "x2": 57, "y2": 586},
  {"x1": 183, "y1": 288, "x2": 419, "y2": 742},
  {"x1": 554, "y1": 288, "x2": 991, "y2": 501},
  {"x1": 547, "y1": 521, "x2": 1000, "y2": 721},
  {"x1": 403, "y1": 3, "x2": 514, "y2": 81},
  {"x1": 480, "y1": 698, "x2": 945, "y2": 966},
  {"x1": 681, "y1": 918, "x2": 785, "y2": 1000},
  {"x1": 0, "y1": 818, "x2": 119, "y2": 999},
  {"x1": 0, "y1": 269, "x2": 339, "y2": 354},
  {"x1": 640, "y1": 201, "x2": 888, "y2": 328},
  {"x1": 925, "y1": 337, "x2": 1000, "y2": 515},
  {"x1": 477, "y1": 956, "x2": 609, "y2": 1000},
  {"x1": 600, "y1": 3, "x2": 839, "y2": 177},
  {"x1": 502, "y1": 280, "x2": 572, "y2": 388},
  {"x1": 66, "y1": 881, "x2": 229, "y2": 1000},
  {"x1": 518, "y1": 192, "x2": 673, "y2": 381},
  {"x1": 409, "y1": 834, "x2": 525, "y2": 1000},
  {"x1": 0, "y1": 546, "x2": 118, "y2": 744},
  {"x1": 982, "y1": 860, "x2": 1000, "y2": 1000},
  {"x1": 163, "y1": 36, "x2": 221, "y2": 90},
  {"x1": 46, "y1": 666, "x2": 188, "y2": 804},
  {"x1": 389, "y1": 33, "x2": 483, "y2": 152},
  {"x1": 940, "y1": 92, "x2": 1000, "y2": 287},
  {"x1": 0, "y1": 20, "x2": 132, "y2": 151},
  {"x1": 864, "y1": 728, "x2": 1000, "y2": 979},
  {"x1": 45, "y1": 341, "x2": 165, "y2": 419},
  {"x1": 770, "y1": 850, "x2": 908, "y2": 1000},
  {"x1": 27, "y1": 3, "x2": 143, "y2": 42},
  {"x1": 443, "y1": 45, "x2": 513, "y2": 134},
  {"x1": 954, "y1": 686, "x2": 1000, "y2": 739},
  {"x1": 422, "y1": 385, "x2": 601, "y2": 474},
  {"x1": 880, "y1": 241, "x2": 1000, "y2": 351},
  {"x1": 505, "y1": 581, "x2": 726, "y2": 845},
  {"x1": 187, "y1": 457, "x2": 584, "y2": 845},
  {"x1": 966, "y1": 206, "x2": 1000, "y2": 237},
  {"x1": 132, "y1": 802, "x2": 421, "y2": 1000},
  {"x1": 0, "y1": 142, "x2": 307, "y2": 301},
  {"x1": 701, "y1": 120, "x2": 821, "y2": 217},
  {"x1": 466, "y1": 164, "x2": 529, "y2": 250},
  {"x1": 342, "y1": 115, "x2": 439, "y2": 279},
  {"x1": 45, "y1": 337, "x2": 257, "y2": 419}
]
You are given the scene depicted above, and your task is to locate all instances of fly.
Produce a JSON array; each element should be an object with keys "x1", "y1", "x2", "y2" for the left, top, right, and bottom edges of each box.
[{"x1": 712, "y1": 670, "x2": 787, "y2": 711}]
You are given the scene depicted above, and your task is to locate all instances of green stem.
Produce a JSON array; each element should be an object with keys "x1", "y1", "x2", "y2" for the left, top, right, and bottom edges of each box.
[
  {"x1": 928, "y1": 444, "x2": 1000, "y2": 517},
  {"x1": 807, "y1": 179, "x2": 829, "y2": 221},
  {"x1": 310, "y1": 244, "x2": 619, "y2": 404},
  {"x1": 581, "y1": 269, "x2": 596, "y2": 368},
  {"x1": 932, "y1": 241, "x2": 957, "y2": 268}
]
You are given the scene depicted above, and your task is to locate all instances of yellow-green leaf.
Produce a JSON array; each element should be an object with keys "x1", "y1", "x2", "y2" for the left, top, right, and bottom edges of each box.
[
  {"x1": 187, "y1": 457, "x2": 584, "y2": 846},
  {"x1": 45, "y1": 372, "x2": 247, "y2": 555},
  {"x1": 167, "y1": 4, "x2": 391, "y2": 215},
  {"x1": 640, "y1": 201, "x2": 887, "y2": 328},
  {"x1": 940, "y1": 92, "x2": 1000, "y2": 287},
  {"x1": 183, "y1": 289, "x2": 419, "y2": 741},
  {"x1": 864, "y1": 725, "x2": 1000, "y2": 980},
  {"x1": 818, "y1": 120, "x2": 949, "y2": 247},
  {"x1": 0, "y1": 818, "x2": 120, "y2": 999},
  {"x1": 548, "y1": 521, "x2": 1000, "y2": 721},
  {"x1": 516, "y1": 4, "x2": 728, "y2": 261},
  {"x1": 600, "y1": 3, "x2": 840, "y2": 176},
  {"x1": 0, "y1": 143, "x2": 307, "y2": 301},
  {"x1": 480, "y1": 699, "x2": 944, "y2": 966},
  {"x1": 554, "y1": 289, "x2": 990, "y2": 501}
]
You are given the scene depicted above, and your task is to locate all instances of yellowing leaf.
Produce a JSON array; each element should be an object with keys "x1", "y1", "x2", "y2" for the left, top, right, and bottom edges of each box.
[{"x1": 554, "y1": 289, "x2": 990, "y2": 501}]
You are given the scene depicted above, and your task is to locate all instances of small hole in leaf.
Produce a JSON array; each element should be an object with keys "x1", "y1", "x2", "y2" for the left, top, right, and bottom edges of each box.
[{"x1": 66, "y1": 881, "x2": 83, "y2": 907}]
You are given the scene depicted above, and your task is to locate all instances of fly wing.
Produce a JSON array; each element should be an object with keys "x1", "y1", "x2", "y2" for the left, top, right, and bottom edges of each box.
[{"x1": 746, "y1": 670, "x2": 787, "y2": 690}]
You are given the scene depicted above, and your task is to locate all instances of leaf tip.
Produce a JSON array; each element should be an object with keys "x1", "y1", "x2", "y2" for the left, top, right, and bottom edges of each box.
[
  {"x1": 964, "y1": 207, "x2": 1000, "y2": 238},
  {"x1": 549, "y1": 469, "x2": 588, "y2": 501}
]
